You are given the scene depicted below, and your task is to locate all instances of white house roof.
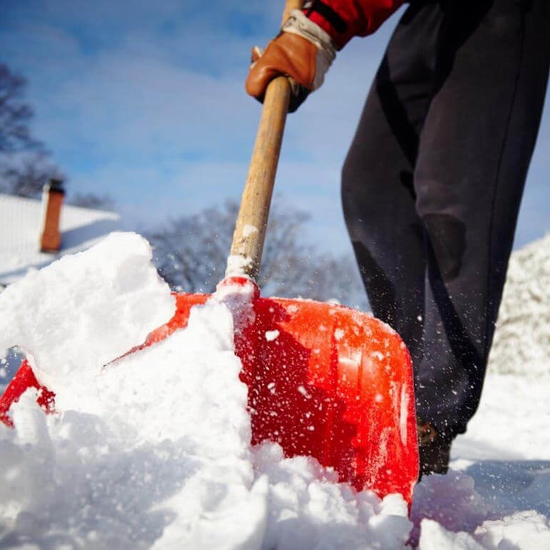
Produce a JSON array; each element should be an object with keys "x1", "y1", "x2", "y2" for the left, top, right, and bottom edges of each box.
[{"x1": 0, "y1": 193, "x2": 120, "y2": 286}]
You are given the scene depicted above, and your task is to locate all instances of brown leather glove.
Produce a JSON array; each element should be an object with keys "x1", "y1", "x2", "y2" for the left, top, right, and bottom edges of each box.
[{"x1": 245, "y1": 10, "x2": 336, "y2": 113}]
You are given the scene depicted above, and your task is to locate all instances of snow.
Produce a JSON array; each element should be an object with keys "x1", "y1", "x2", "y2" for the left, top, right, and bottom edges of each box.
[
  {"x1": 1, "y1": 231, "x2": 550, "y2": 549},
  {"x1": 488, "y1": 232, "x2": 550, "y2": 376}
]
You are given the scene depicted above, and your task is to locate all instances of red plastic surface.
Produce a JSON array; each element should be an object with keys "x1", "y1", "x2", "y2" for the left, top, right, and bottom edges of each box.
[
  {"x1": 0, "y1": 286, "x2": 419, "y2": 503},
  {"x1": 0, "y1": 360, "x2": 55, "y2": 427}
]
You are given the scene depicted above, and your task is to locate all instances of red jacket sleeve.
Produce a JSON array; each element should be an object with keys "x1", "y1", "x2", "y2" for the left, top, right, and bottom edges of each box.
[{"x1": 304, "y1": 0, "x2": 405, "y2": 49}]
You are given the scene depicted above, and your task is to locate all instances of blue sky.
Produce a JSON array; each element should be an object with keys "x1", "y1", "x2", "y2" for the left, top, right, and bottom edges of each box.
[{"x1": 1, "y1": 0, "x2": 549, "y2": 258}]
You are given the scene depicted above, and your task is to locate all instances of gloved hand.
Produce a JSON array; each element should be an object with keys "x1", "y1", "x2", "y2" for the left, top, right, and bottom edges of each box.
[{"x1": 245, "y1": 10, "x2": 336, "y2": 113}]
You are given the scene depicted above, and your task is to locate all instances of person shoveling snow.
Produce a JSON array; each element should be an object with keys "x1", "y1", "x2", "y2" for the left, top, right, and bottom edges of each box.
[{"x1": 246, "y1": 0, "x2": 550, "y2": 480}]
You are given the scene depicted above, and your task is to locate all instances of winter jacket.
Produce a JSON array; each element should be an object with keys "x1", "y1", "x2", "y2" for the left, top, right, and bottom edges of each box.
[{"x1": 304, "y1": 0, "x2": 406, "y2": 48}]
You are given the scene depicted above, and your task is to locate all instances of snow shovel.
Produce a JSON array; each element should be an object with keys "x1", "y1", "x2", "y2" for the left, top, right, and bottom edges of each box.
[{"x1": 0, "y1": 0, "x2": 419, "y2": 505}]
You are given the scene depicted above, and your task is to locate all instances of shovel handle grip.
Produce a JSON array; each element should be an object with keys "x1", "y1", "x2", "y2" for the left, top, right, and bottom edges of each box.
[
  {"x1": 283, "y1": 0, "x2": 306, "y2": 22},
  {"x1": 226, "y1": 0, "x2": 305, "y2": 282}
]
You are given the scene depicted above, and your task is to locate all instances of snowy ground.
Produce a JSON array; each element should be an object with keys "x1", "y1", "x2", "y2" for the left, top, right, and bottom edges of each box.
[{"x1": 0, "y1": 232, "x2": 549, "y2": 549}]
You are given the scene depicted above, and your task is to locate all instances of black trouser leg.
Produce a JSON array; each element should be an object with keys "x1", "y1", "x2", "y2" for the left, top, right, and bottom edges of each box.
[
  {"x1": 342, "y1": 2, "x2": 441, "y2": 359},
  {"x1": 342, "y1": 0, "x2": 550, "y2": 438}
]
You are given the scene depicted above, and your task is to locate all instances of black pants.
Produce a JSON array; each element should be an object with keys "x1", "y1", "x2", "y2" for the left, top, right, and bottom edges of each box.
[{"x1": 342, "y1": 0, "x2": 550, "y2": 438}]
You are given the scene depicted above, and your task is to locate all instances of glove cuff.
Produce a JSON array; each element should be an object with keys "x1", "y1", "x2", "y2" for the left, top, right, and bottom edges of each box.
[{"x1": 282, "y1": 10, "x2": 336, "y2": 64}]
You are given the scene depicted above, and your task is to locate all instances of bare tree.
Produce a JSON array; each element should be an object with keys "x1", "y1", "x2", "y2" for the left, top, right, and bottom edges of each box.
[
  {"x1": 146, "y1": 198, "x2": 368, "y2": 309},
  {"x1": 295, "y1": 254, "x2": 369, "y2": 310},
  {"x1": 68, "y1": 192, "x2": 116, "y2": 211},
  {"x1": 0, "y1": 63, "x2": 66, "y2": 199},
  {"x1": 0, "y1": 151, "x2": 64, "y2": 198},
  {"x1": 147, "y1": 200, "x2": 237, "y2": 293},
  {"x1": 0, "y1": 63, "x2": 113, "y2": 209},
  {"x1": 0, "y1": 64, "x2": 41, "y2": 153}
]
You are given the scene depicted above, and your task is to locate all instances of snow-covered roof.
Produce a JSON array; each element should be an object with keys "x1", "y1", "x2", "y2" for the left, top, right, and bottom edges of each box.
[{"x1": 0, "y1": 193, "x2": 120, "y2": 286}]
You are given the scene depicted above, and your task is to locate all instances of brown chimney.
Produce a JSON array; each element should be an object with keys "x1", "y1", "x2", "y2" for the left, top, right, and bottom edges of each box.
[{"x1": 40, "y1": 178, "x2": 65, "y2": 253}]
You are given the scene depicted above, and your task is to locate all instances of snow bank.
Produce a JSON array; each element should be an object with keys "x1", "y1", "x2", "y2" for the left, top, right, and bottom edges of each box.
[
  {"x1": 489, "y1": 233, "x2": 550, "y2": 376},
  {"x1": 1, "y1": 231, "x2": 549, "y2": 549},
  {"x1": 0, "y1": 232, "x2": 176, "y2": 397}
]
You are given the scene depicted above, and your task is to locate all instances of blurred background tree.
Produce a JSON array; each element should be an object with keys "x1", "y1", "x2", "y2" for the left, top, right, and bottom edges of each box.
[
  {"x1": 146, "y1": 197, "x2": 368, "y2": 309},
  {"x1": 0, "y1": 62, "x2": 113, "y2": 209}
]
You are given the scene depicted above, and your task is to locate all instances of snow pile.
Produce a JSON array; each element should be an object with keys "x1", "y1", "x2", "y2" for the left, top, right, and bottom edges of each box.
[
  {"x1": 489, "y1": 233, "x2": 550, "y2": 376},
  {"x1": 1, "y1": 231, "x2": 549, "y2": 549},
  {"x1": 0, "y1": 232, "x2": 175, "y2": 398}
]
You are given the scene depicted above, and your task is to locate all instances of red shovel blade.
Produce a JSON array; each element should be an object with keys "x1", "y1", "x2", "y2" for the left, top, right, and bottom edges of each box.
[
  {"x1": 147, "y1": 286, "x2": 419, "y2": 503},
  {"x1": 0, "y1": 287, "x2": 418, "y2": 504},
  {"x1": 0, "y1": 360, "x2": 55, "y2": 427}
]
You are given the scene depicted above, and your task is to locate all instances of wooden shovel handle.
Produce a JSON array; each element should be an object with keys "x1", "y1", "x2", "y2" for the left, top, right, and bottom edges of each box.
[
  {"x1": 283, "y1": 0, "x2": 306, "y2": 23},
  {"x1": 226, "y1": 0, "x2": 305, "y2": 282}
]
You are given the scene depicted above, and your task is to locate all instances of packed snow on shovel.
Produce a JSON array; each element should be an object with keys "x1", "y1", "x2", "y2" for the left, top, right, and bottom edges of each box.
[{"x1": 1, "y1": 231, "x2": 549, "y2": 549}]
